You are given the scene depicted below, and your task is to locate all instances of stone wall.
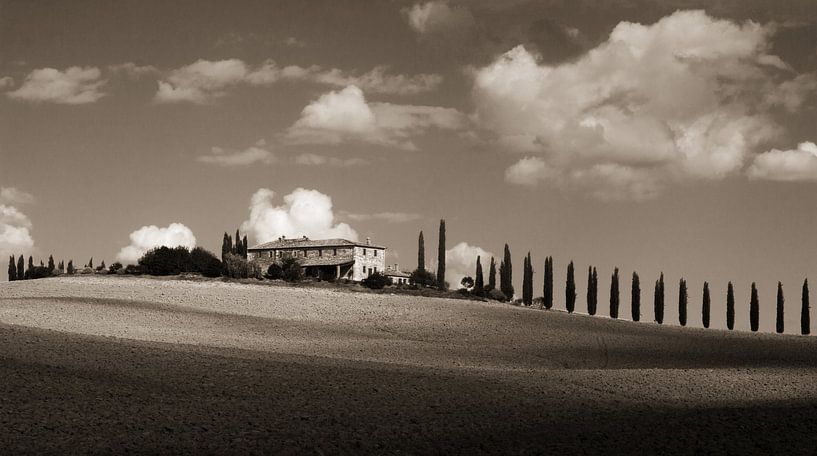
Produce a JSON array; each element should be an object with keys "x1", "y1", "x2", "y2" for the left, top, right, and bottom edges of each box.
[{"x1": 352, "y1": 247, "x2": 386, "y2": 281}]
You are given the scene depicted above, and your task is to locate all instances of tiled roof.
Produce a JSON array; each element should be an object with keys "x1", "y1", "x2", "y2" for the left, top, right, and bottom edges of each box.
[
  {"x1": 298, "y1": 257, "x2": 356, "y2": 267},
  {"x1": 249, "y1": 237, "x2": 386, "y2": 250},
  {"x1": 384, "y1": 270, "x2": 411, "y2": 278}
]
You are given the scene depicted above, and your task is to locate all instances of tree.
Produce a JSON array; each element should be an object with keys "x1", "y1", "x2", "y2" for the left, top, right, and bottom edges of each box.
[
  {"x1": 474, "y1": 256, "x2": 484, "y2": 295},
  {"x1": 222, "y1": 232, "x2": 230, "y2": 262},
  {"x1": 461, "y1": 276, "x2": 474, "y2": 290},
  {"x1": 58, "y1": 260, "x2": 64, "y2": 272},
  {"x1": 191, "y1": 247, "x2": 223, "y2": 278},
  {"x1": 99, "y1": 260, "x2": 106, "y2": 271},
  {"x1": 16, "y1": 255, "x2": 24, "y2": 280},
  {"x1": 750, "y1": 282, "x2": 759, "y2": 332},
  {"x1": 631, "y1": 272, "x2": 640, "y2": 322},
  {"x1": 139, "y1": 246, "x2": 192, "y2": 276},
  {"x1": 500, "y1": 244, "x2": 514, "y2": 300},
  {"x1": 488, "y1": 257, "x2": 496, "y2": 291},
  {"x1": 610, "y1": 267, "x2": 619, "y2": 319},
  {"x1": 410, "y1": 268, "x2": 436, "y2": 288},
  {"x1": 776, "y1": 281, "x2": 784, "y2": 334},
  {"x1": 802, "y1": 279, "x2": 810, "y2": 336},
  {"x1": 591, "y1": 267, "x2": 598, "y2": 316},
  {"x1": 544, "y1": 256, "x2": 554, "y2": 310},
  {"x1": 48, "y1": 255, "x2": 55, "y2": 271},
  {"x1": 436, "y1": 219, "x2": 446, "y2": 290},
  {"x1": 678, "y1": 278, "x2": 687, "y2": 326},
  {"x1": 67, "y1": 260, "x2": 75, "y2": 275},
  {"x1": 586, "y1": 266, "x2": 593, "y2": 315},
  {"x1": 702, "y1": 282, "x2": 711, "y2": 329},
  {"x1": 280, "y1": 257, "x2": 302, "y2": 282},
  {"x1": 88, "y1": 257, "x2": 93, "y2": 269},
  {"x1": 418, "y1": 231, "x2": 425, "y2": 271},
  {"x1": 362, "y1": 272, "x2": 390, "y2": 289},
  {"x1": 266, "y1": 263, "x2": 284, "y2": 280},
  {"x1": 234, "y1": 229, "x2": 241, "y2": 255},
  {"x1": 8, "y1": 256, "x2": 16, "y2": 281},
  {"x1": 227, "y1": 234, "x2": 234, "y2": 257},
  {"x1": 565, "y1": 261, "x2": 576, "y2": 313},
  {"x1": 26, "y1": 256, "x2": 33, "y2": 280},
  {"x1": 242, "y1": 235, "x2": 249, "y2": 259},
  {"x1": 109, "y1": 262, "x2": 123, "y2": 274},
  {"x1": 654, "y1": 273, "x2": 664, "y2": 324}
]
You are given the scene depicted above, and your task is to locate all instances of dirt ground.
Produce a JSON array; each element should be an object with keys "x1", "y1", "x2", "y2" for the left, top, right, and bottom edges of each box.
[{"x1": 1, "y1": 275, "x2": 817, "y2": 454}]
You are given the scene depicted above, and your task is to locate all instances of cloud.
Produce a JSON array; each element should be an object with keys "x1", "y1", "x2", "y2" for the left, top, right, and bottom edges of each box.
[
  {"x1": 293, "y1": 153, "x2": 369, "y2": 167},
  {"x1": 0, "y1": 204, "x2": 34, "y2": 259},
  {"x1": 197, "y1": 146, "x2": 277, "y2": 166},
  {"x1": 747, "y1": 142, "x2": 817, "y2": 181},
  {"x1": 0, "y1": 187, "x2": 35, "y2": 205},
  {"x1": 108, "y1": 62, "x2": 160, "y2": 79},
  {"x1": 403, "y1": 1, "x2": 476, "y2": 35},
  {"x1": 154, "y1": 59, "x2": 442, "y2": 103},
  {"x1": 472, "y1": 10, "x2": 817, "y2": 199},
  {"x1": 241, "y1": 188, "x2": 358, "y2": 244},
  {"x1": 286, "y1": 85, "x2": 466, "y2": 149},
  {"x1": 445, "y1": 242, "x2": 494, "y2": 290},
  {"x1": 7, "y1": 66, "x2": 106, "y2": 104},
  {"x1": 116, "y1": 223, "x2": 197, "y2": 264},
  {"x1": 342, "y1": 212, "x2": 422, "y2": 223},
  {"x1": 0, "y1": 76, "x2": 13, "y2": 90}
]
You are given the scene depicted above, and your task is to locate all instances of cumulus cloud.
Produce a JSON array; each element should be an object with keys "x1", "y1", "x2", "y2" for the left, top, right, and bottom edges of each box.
[
  {"x1": 154, "y1": 59, "x2": 442, "y2": 103},
  {"x1": 116, "y1": 223, "x2": 197, "y2": 264},
  {"x1": 7, "y1": 66, "x2": 106, "y2": 104},
  {"x1": 293, "y1": 153, "x2": 369, "y2": 167},
  {"x1": 241, "y1": 188, "x2": 358, "y2": 244},
  {"x1": 445, "y1": 242, "x2": 494, "y2": 290},
  {"x1": 472, "y1": 10, "x2": 817, "y2": 199},
  {"x1": 197, "y1": 145, "x2": 277, "y2": 166},
  {"x1": 108, "y1": 62, "x2": 160, "y2": 79},
  {"x1": 0, "y1": 187, "x2": 35, "y2": 205},
  {"x1": 747, "y1": 142, "x2": 817, "y2": 181},
  {"x1": 403, "y1": 1, "x2": 476, "y2": 35},
  {"x1": 342, "y1": 212, "x2": 422, "y2": 223},
  {"x1": 0, "y1": 188, "x2": 35, "y2": 259},
  {"x1": 285, "y1": 85, "x2": 467, "y2": 149},
  {"x1": 0, "y1": 76, "x2": 13, "y2": 90}
]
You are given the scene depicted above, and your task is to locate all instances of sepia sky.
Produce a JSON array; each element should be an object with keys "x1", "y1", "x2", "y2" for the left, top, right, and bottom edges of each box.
[{"x1": 1, "y1": 0, "x2": 817, "y2": 331}]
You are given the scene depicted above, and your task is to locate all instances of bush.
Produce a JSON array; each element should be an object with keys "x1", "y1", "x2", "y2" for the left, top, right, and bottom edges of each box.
[
  {"x1": 223, "y1": 253, "x2": 250, "y2": 279},
  {"x1": 190, "y1": 247, "x2": 223, "y2": 278},
  {"x1": 265, "y1": 262, "x2": 284, "y2": 280},
  {"x1": 280, "y1": 257, "x2": 302, "y2": 282},
  {"x1": 409, "y1": 268, "x2": 437, "y2": 288},
  {"x1": 487, "y1": 289, "x2": 507, "y2": 302},
  {"x1": 108, "y1": 262, "x2": 123, "y2": 274},
  {"x1": 124, "y1": 264, "x2": 142, "y2": 275},
  {"x1": 138, "y1": 246, "x2": 192, "y2": 276},
  {"x1": 29, "y1": 266, "x2": 52, "y2": 279},
  {"x1": 361, "y1": 272, "x2": 390, "y2": 289}
]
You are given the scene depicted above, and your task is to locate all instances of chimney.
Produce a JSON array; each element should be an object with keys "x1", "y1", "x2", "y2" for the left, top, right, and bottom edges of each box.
[
  {"x1": 394, "y1": 263, "x2": 399, "y2": 271},
  {"x1": 366, "y1": 237, "x2": 371, "y2": 245}
]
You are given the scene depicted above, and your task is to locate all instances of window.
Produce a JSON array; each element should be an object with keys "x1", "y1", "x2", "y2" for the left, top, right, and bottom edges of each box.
[
  {"x1": 303, "y1": 250, "x2": 308, "y2": 257},
  {"x1": 319, "y1": 249, "x2": 323, "y2": 257},
  {"x1": 333, "y1": 249, "x2": 337, "y2": 256},
  {"x1": 368, "y1": 267, "x2": 372, "y2": 276},
  {"x1": 363, "y1": 248, "x2": 367, "y2": 256},
  {"x1": 269, "y1": 251, "x2": 273, "y2": 258},
  {"x1": 374, "y1": 250, "x2": 378, "y2": 257}
]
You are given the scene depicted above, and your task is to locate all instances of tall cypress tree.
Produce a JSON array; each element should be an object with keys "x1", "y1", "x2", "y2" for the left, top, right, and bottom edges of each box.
[
  {"x1": 523, "y1": 253, "x2": 533, "y2": 306},
  {"x1": 610, "y1": 267, "x2": 619, "y2": 319},
  {"x1": 242, "y1": 235, "x2": 249, "y2": 259},
  {"x1": 543, "y1": 256, "x2": 553, "y2": 310},
  {"x1": 802, "y1": 279, "x2": 810, "y2": 336},
  {"x1": 750, "y1": 282, "x2": 759, "y2": 332},
  {"x1": 474, "y1": 256, "x2": 484, "y2": 295},
  {"x1": 234, "y1": 229, "x2": 241, "y2": 255},
  {"x1": 500, "y1": 244, "x2": 514, "y2": 299},
  {"x1": 654, "y1": 273, "x2": 665, "y2": 324},
  {"x1": 726, "y1": 281, "x2": 735, "y2": 330},
  {"x1": 222, "y1": 233, "x2": 230, "y2": 262},
  {"x1": 16, "y1": 255, "x2": 24, "y2": 280},
  {"x1": 631, "y1": 272, "x2": 640, "y2": 322},
  {"x1": 702, "y1": 282, "x2": 711, "y2": 329},
  {"x1": 592, "y1": 267, "x2": 598, "y2": 315},
  {"x1": 8, "y1": 256, "x2": 16, "y2": 281},
  {"x1": 488, "y1": 257, "x2": 496, "y2": 291},
  {"x1": 436, "y1": 219, "x2": 446, "y2": 290},
  {"x1": 776, "y1": 282, "x2": 784, "y2": 334},
  {"x1": 565, "y1": 261, "x2": 576, "y2": 313},
  {"x1": 26, "y1": 256, "x2": 34, "y2": 279},
  {"x1": 586, "y1": 266, "x2": 594, "y2": 315},
  {"x1": 48, "y1": 255, "x2": 55, "y2": 271},
  {"x1": 678, "y1": 278, "x2": 687, "y2": 326},
  {"x1": 418, "y1": 231, "x2": 425, "y2": 271}
]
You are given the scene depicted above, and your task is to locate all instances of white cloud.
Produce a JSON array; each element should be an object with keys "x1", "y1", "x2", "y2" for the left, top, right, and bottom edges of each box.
[
  {"x1": 286, "y1": 85, "x2": 466, "y2": 149},
  {"x1": 0, "y1": 187, "x2": 35, "y2": 205},
  {"x1": 747, "y1": 142, "x2": 817, "y2": 181},
  {"x1": 154, "y1": 59, "x2": 442, "y2": 103},
  {"x1": 108, "y1": 62, "x2": 160, "y2": 78},
  {"x1": 116, "y1": 223, "x2": 197, "y2": 264},
  {"x1": 197, "y1": 146, "x2": 277, "y2": 166},
  {"x1": 343, "y1": 212, "x2": 422, "y2": 223},
  {"x1": 403, "y1": 1, "x2": 476, "y2": 35},
  {"x1": 294, "y1": 153, "x2": 369, "y2": 167},
  {"x1": 0, "y1": 204, "x2": 34, "y2": 259},
  {"x1": 0, "y1": 76, "x2": 13, "y2": 90},
  {"x1": 445, "y1": 242, "x2": 494, "y2": 290},
  {"x1": 7, "y1": 66, "x2": 106, "y2": 104},
  {"x1": 241, "y1": 188, "x2": 358, "y2": 245},
  {"x1": 472, "y1": 10, "x2": 817, "y2": 199}
]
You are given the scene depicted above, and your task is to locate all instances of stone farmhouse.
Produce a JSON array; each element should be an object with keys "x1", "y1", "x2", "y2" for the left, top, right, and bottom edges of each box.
[
  {"x1": 247, "y1": 236, "x2": 386, "y2": 281},
  {"x1": 384, "y1": 265, "x2": 411, "y2": 285}
]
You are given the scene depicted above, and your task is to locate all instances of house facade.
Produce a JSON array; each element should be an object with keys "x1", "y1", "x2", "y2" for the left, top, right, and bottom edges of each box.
[
  {"x1": 247, "y1": 236, "x2": 386, "y2": 281},
  {"x1": 384, "y1": 264, "x2": 411, "y2": 285}
]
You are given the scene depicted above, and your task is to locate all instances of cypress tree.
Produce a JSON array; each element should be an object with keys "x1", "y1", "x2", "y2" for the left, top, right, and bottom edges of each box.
[
  {"x1": 8, "y1": 256, "x2": 16, "y2": 281},
  {"x1": 750, "y1": 282, "x2": 759, "y2": 332},
  {"x1": 234, "y1": 229, "x2": 241, "y2": 255},
  {"x1": 436, "y1": 219, "x2": 446, "y2": 290},
  {"x1": 242, "y1": 235, "x2": 249, "y2": 259},
  {"x1": 702, "y1": 282, "x2": 711, "y2": 329},
  {"x1": 48, "y1": 255, "x2": 55, "y2": 271},
  {"x1": 16, "y1": 255, "x2": 24, "y2": 280},
  {"x1": 802, "y1": 279, "x2": 810, "y2": 336},
  {"x1": 565, "y1": 261, "x2": 576, "y2": 313},
  {"x1": 631, "y1": 272, "x2": 640, "y2": 322},
  {"x1": 586, "y1": 266, "x2": 594, "y2": 315},
  {"x1": 500, "y1": 244, "x2": 514, "y2": 299},
  {"x1": 488, "y1": 257, "x2": 496, "y2": 291},
  {"x1": 610, "y1": 267, "x2": 619, "y2": 319},
  {"x1": 726, "y1": 282, "x2": 735, "y2": 330},
  {"x1": 776, "y1": 282, "x2": 784, "y2": 334},
  {"x1": 474, "y1": 256, "x2": 484, "y2": 295},
  {"x1": 592, "y1": 267, "x2": 598, "y2": 315},
  {"x1": 543, "y1": 256, "x2": 553, "y2": 310},
  {"x1": 88, "y1": 257, "x2": 93, "y2": 269},
  {"x1": 654, "y1": 273, "x2": 665, "y2": 324},
  {"x1": 523, "y1": 253, "x2": 533, "y2": 306},
  {"x1": 678, "y1": 278, "x2": 687, "y2": 326},
  {"x1": 100, "y1": 260, "x2": 106, "y2": 271},
  {"x1": 67, "y1": 260, "x2": 74, "y2": 274},
  {"x1": 221, "y1": 233, "x2": 230, "y2": 262},
  {"x1": 418, "y1": 231, "x2": 425, "y2": 271},
  {"x1": 26, "y1": 256, "x2": 34, "y2": 279}
]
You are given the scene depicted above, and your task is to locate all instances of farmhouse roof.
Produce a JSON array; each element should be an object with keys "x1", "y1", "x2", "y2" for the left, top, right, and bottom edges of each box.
[
  {"x1": 384, "y1": 270, "x2": 411, "y2": 278},
  {"x1": 249, "y1": 236, "x2": 386, "y2": 250},
  {"x1": 298, "y1": 257, "x2": 356, "y2": 267}
]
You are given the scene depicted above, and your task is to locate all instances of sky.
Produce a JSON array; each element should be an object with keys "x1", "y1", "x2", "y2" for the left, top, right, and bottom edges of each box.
[{"x1": 1, "y1": 0, "x2": 817, "y2": 333}]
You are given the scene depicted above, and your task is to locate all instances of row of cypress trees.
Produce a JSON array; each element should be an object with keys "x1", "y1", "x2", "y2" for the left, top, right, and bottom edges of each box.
[
  {"x1": 499, "y1": 249, "x2": 811, "y2": 335},
  {"x1": 8, "y1": 254, "x2": 72, "y2": 280},
  {"x1": 222, "y1": 229, "x2": 248, "y2": 261}
]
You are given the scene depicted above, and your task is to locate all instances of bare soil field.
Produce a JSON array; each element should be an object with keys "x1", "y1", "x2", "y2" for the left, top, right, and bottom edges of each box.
[{"x1": 1, "y1": 275, "x2": 817, "y2": 454}]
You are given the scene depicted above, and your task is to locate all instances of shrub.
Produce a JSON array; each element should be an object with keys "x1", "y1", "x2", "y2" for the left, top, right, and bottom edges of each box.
[
  {"x1": 460, "y1": 276, "x2": 474, "y2": 290},
  {"x1": 124, "y1": 264, "x2": 142, "y2": 275},
  {"x1": 190, "y1": 247, "x2": 223, "y2": 278},
  {"x1": 223, "y1": 253, "x2": 250, "y2": 279},
  {"x1": 29, "y1": 266, "x2": 52, "y2": 279},
  {"x1": 266, "y1": 263, "x2": 284, "y2": 280},
  {"x1": 487, "y1": 289, "x2": 507, "y2": 302},
  {"x1": 280, "y1": 257, "x2": 302, "y2": 282},
  {"x1": 138, "y1": 246, "x2": 192, "y2": 276},
  {"x1": 410, "y1": 268, "x2": 437, "y2": 288},
  {"x1": 108, "y1": 262, "x2": 123, "y2": 274},
  {"x1": 362, "y1": 272, "x2": 390, "y2": 289}
]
